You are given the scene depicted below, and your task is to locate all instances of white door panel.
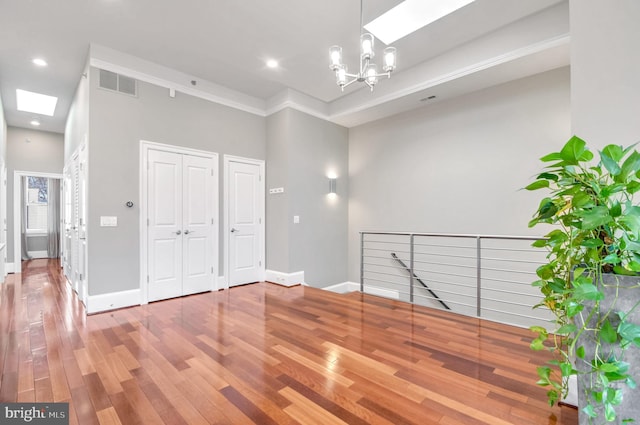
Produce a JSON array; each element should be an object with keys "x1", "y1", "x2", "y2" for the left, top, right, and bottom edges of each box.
[
  {"x1": 148, "y1": 150, "x2": 183, "y2": 302},
  {"x1": 181, "y1": 154, "x2": 214, "y2": 295},
  {"x1": 228, "y1": 160, "x2": 263, "y2": 286}
]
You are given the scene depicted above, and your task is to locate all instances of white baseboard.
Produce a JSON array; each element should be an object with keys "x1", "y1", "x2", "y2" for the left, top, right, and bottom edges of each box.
[
  {"x1": 27, "y1": 250, "x2": 49, "y2": 259},
  {"x1": 5, "y1": 262, "x2": 16, "y2": 274},
  {"x1": 322, "y1": 281, "x2": 359, "y2": 293},
  {"x1": 322, "y1": 281, "x2": 400, "y2": 299},
  {"x1": 87, "y1": 289, "x2": 141, "y2": 314},
  {"x1": 265, "y1": 270, "x2": 305, "y2": 287}
]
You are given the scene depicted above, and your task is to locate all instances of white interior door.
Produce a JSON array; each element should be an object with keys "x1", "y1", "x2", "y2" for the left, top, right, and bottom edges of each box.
[
  {"x1": 70, "y1": 154, "x2": 80, "y2": 292},
  {"x1": 227, "y1": 159, "x2": 264, "y2": 287},
  {"x1": 77, "y1": 144, "x2": 88, "y2": 305},
  {"x1": 148, "y1": 150, "x2": 183, "y2": 302},
  {"x1": 147, "y1": 148, "x2": 215, "y2": 302},
  {"x1": 181, "y1": 154, "x2": 214, "y2": 295}
]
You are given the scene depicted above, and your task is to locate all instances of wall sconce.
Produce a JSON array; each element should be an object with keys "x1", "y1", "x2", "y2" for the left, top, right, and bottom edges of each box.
[{"x1": 329, "y1": 178, "x2": 337, "y2": 194}]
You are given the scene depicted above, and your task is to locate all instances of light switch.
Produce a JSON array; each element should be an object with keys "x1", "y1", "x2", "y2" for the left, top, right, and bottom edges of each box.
[
  {"x1": 100, "y1": 216, "x2": 118, "y2": 227},
  {"x1": 293, "y1": 215, "x2": 300, "y2": 224}
]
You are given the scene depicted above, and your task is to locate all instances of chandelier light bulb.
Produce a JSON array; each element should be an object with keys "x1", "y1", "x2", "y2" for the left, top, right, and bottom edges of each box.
[
  {"x1": 329, "y1": 46, "x2": 343, "y2": 70},
  {"x1": 336, "y1": 65, "x2": 348, "y2": 87},
  {"x1": 366, "y1": 64, "x2": 378, "y2": 87},
  {"x1": 383, "y1": 47, "x2": 397, "y2": 73},
  {"x1": 360, "y1": 33, "x2": 374, "y2": 59}
]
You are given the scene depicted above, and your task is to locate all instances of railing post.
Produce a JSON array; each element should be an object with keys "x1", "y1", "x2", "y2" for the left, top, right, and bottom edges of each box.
[
  {"x1": 409, "y1": 234, "x2": 415, "y2": 303},
  {"x1": 476, "y1": 236, "x2": 482, "y2": 318},
  {"x1": 360, "y1": 232, "x2": 364, "y2": 293}
]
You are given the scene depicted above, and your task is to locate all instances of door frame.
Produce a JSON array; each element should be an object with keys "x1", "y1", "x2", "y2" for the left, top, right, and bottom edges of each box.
[
  {"x1": 223, "y1": 155, "x2": 265, "y2": 289},
  {"x1": 139, "y1": 140, "x2": 219, "y2": 304},
  {"x1": 12, "y1": 170, "x2": 63, "y2": 269}
]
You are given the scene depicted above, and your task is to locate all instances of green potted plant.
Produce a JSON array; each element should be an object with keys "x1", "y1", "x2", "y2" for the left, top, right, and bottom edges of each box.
[{"x1": 526, "y1": 135, "x2": 640, "y2": 424}]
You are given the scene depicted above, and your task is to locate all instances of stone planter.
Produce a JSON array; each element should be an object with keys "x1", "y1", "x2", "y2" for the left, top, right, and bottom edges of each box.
[{"x1": 576, "y1": 274, "x2": 640, "y2": 424}]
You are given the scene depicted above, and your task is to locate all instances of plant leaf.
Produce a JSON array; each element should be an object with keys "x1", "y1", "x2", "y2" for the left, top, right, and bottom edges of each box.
[
  {"x1": 573, "y1": 283, "x2": 604, "y2": 301},
  {"x1": 601, "y1": 149, "x2": 622, "y2": 176},
  {"x1": 601, "y1": 319, "x2": 618, "y2": 344},
  {"x1": 525, "y1": 180, "x2": 550, "y2": 191}
]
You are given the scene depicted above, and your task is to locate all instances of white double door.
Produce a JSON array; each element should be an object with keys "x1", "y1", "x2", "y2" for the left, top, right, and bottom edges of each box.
[{"x1": 148, "y1": 149, "x2": 216, "y2": 302}]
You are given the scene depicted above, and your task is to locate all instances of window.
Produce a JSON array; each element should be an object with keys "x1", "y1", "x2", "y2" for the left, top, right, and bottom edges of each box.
[{"x1": 26, "y1": 176, "x2": 48, "y2": 233}]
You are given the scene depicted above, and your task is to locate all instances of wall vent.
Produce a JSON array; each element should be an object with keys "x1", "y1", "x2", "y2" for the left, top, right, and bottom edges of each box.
[{"x1": 99, "y1": 69, "x2": 137, "y2": 97}]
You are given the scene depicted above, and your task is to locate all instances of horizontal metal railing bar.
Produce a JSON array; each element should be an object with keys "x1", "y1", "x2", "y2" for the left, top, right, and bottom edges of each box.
[
  {"x1": 479, "y1": 266, "x2": 537, "y2": 276},
  {"x1": 411, "y1": 242, "x2": 476, "y2": 250},
  {"x1": 363, "y1": 247, "x2": 412, "y2": 254},
  {"x1": 480, "y1": 307, "x2": 550, "y2": 321},
  {"x1": 412, "y1": 268, "x2": 476, "y2": 280},
  {"x1": 481, "y1": 276, "x2": 533, "y2": 286},
  {"x1": 413, "y1": 261, "x2": 477, "y2": 270},
  {"x1": 364, "y1": 240, "x2": 411, "y2": 246},
  {"x1": 362, "y1": 276, "x2": 476, "y2": 293},
  {"x1": 412, "y1": 297, "x2": 477, "y2": 310},
  {"x1": 362, "y1": 231, "x2": 543, "y2": 242},
  {"x1": 411, "y1": 252, "x2": 477, "y2": 261},
  {"x1": 362, "y1": 269, "x2": 416, "y2": 280},
  {"x1": 481, "y1": 287, "x2": 540, "y2": 298},
  {"x1": 481, "y1": 246, "x2": 542, "y2": 253},
  {"x1": 480, "y1": 256, "x2": 544, "y2": 265},
  {"x1": 481, "y1": 296, "x2": 539, "y2": 308}
]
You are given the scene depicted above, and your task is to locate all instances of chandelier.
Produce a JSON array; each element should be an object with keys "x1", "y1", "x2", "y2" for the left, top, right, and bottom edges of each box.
[{"x1": 329, "y1": 0, "x2": 397, "y2": 91}]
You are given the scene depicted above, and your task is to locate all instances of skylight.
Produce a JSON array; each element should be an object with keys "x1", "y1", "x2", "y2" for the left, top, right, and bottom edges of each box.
[
  {"x1": 16, "y1": 89, "x2": 58, "y2": 116},
  {"x1": 364, "y1": 0, "x2": 477, "y2": 45}
]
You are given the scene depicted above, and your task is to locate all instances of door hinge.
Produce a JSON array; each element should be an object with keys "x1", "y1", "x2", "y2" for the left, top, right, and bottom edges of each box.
[
  {"x1": 211, "y1": 266, "x2": 214, "y2": 274},
  {"x1": 259, "y1": 261, "x2": 262, "y2": 267},
  {"x1": 147, "y1": 275, "x2": 149, "y2": 283},
  {"x1": 79, "y1": 273, "x2": 83, "y2": 281},
  {"x1": 147, "y1": 218, "x2": 149, "y2": 226},
  {"x1": 211, "y1": 218, "x2": 214, "y2": 225},
  {"x1": 211, "y1": 169, "x2": 214, "y2": 176}
]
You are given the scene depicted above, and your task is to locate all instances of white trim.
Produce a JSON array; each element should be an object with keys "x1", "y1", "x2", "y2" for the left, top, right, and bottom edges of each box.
[
  {"x1": 265, "y1": 270, "x2": 304, "y2": 287},
  {"x1": 322, "y1": 281, "x2": 359, "y2": 293},
  {"x1": 87, "y1": 289, "x2": 141, "y2": 314},
  {"x1": 13, "y1": 171, "x2": 63, "y2": 269},
  {"x1": 5, "y1": 262, "x2": 15, "y2": 274},
  {"x1": 216, "y1": 275, "x2": 225, "y2": 290},
  {"x1": 328, "y1": 34, "x2": 570, "y2": 122},
  {"x1": 322, "y1": 282, "x2": 400, "y2": 299},
  {"x1": 26, "y1": 250, "x2": 48, "y2": 259},
  {"x1": 139, "y1": 140, "x2": 219, "y2": 304},
  {"x1": 223, "y1": 155, "x2": 266, "y2": 288},
  {"x1": 90, "y1": 46, "x2": 266, "y2": 117}
]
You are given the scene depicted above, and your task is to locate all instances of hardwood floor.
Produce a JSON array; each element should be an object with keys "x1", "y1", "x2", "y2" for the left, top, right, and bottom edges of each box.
[{"x1": 0, "y1": 259, "x2": 577, "y2": 424}]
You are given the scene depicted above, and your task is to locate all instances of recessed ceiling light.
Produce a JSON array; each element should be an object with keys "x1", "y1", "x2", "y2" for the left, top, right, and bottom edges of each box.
[
  {"x1": 32, "y1": 58, "x2": 48, "y2": 67},
  {"x1": 30, "y1": 119, "x2": 41, "y2": 126},
  {"x1": 266, "y1": 59, "x2": 279, "y2": 69},
  {"x1": 365, "y1": 0, "x2": 476, "y2": 45},
  {"x1": 16, "y1": 89, "x2": 58, "y2": 116}
]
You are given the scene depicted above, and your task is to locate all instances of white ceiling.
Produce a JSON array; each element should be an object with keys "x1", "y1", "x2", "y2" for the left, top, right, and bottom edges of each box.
[{"x1": 0, "y1": 0, "x2": 569, "y2": 133}]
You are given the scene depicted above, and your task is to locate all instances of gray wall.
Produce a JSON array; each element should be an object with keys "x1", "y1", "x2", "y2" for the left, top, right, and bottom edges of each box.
[
  {"x1": 570, "y1": 0, "x2": 640, "y2": 146},
  {"x1": 348, "y1": 67, "x2": 571, "y2": 281},
  {"x1": 6, "y1": 127, "x2": 64, "y2": 261},
  {"x1": 266, "y1": 108, "x2": 349, "y2": 287},
  {"x1": 88, "y1": 66, "x2": 265, "y2": 296}
]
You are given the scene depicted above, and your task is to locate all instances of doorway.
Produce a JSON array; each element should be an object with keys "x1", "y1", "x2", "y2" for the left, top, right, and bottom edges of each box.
[
  {"x1": 13, "y1": 171, "x2": 63, "y2": 269},
  {"x1": 223, "y1": 155, "x2": 265, "y2": 287},
  {"x1": 140, "y1": 141, "x2": 219, "y2": 303}
]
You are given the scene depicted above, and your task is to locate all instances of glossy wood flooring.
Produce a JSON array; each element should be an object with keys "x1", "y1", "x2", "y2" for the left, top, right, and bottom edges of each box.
[{"x1": 0, "y1": 259, "x2": 577, "y2": 424}]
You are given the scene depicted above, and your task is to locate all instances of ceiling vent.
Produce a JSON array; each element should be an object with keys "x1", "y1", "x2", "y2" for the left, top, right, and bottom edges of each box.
[{"x1": 98, "y1": 69, "x2": 137, "y2": 97}]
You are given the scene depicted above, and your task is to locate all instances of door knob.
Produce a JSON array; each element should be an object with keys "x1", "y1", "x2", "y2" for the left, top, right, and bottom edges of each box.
[
  {"x1": 230, "y1": 228, "x2": 238, "y2": 233},
  {"x1": 184, "y1": 230, "x2": 191, "y2": 235},
  {"x1": 175, "y1": 230, "x2": 182, "y2": 235}
]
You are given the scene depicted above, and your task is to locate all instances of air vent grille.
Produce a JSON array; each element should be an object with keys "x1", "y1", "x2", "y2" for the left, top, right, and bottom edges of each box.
[{"x1": 99, "y1": 69, "x2": 137, "y2": 97}]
